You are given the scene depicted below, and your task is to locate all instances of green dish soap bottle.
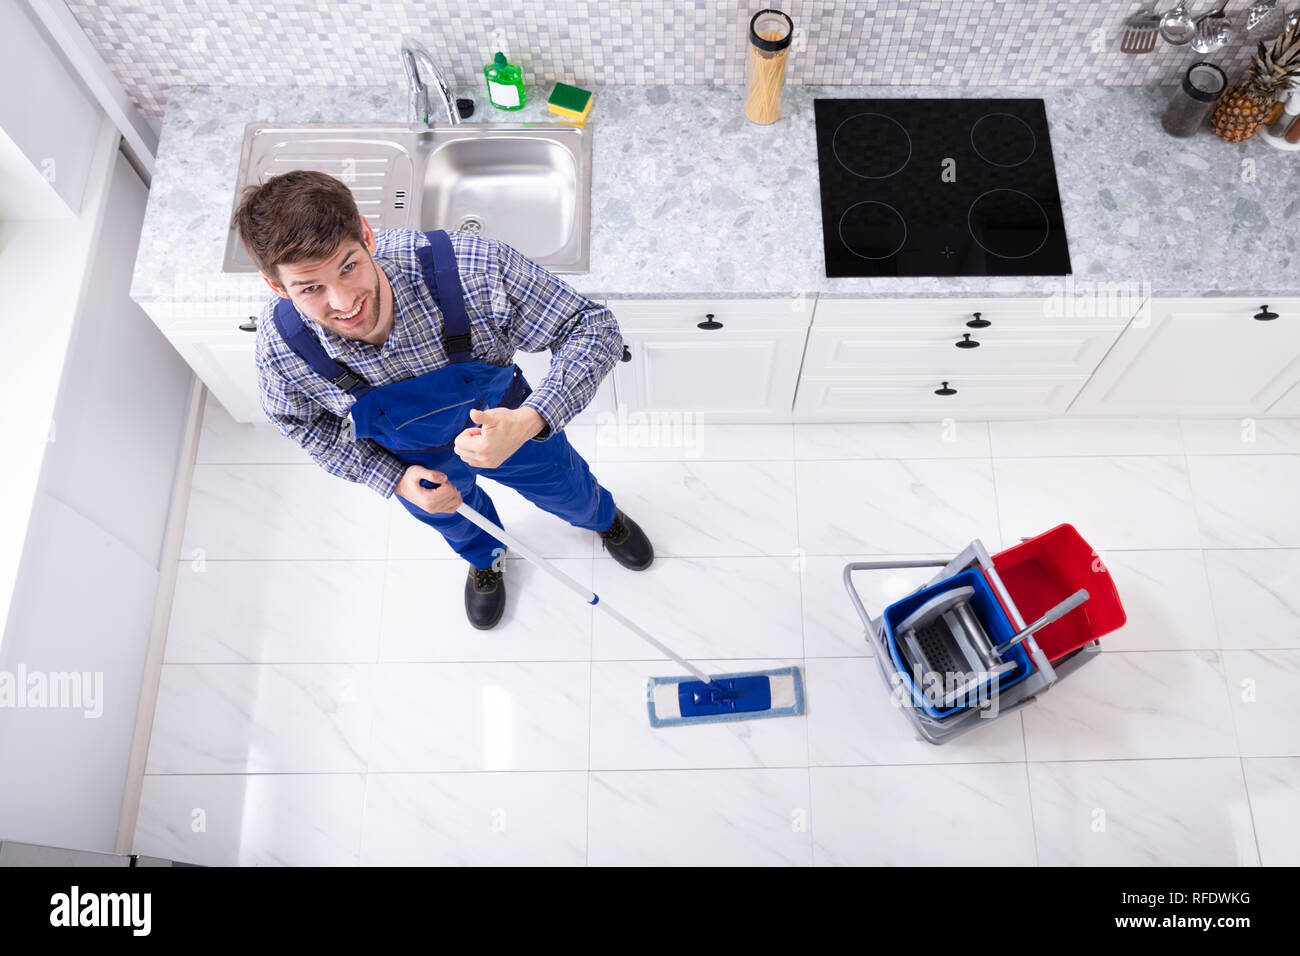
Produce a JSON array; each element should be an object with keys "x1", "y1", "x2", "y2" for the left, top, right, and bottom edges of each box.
[{"x1": 484, "y1": 52, "x2": 526, "y2": 111}]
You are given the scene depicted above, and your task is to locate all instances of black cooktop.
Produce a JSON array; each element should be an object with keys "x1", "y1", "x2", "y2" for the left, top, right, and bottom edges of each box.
[{"x1": 813, "y1": 98, "x2": 1072, "y2": 278}]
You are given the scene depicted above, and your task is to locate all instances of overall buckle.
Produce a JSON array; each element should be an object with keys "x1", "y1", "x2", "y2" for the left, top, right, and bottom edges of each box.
[
  {"x1": 443, "y1": 332, "x2": 472, "y2": 354},
  {"x1": 331, "y1": 368, "x2": 363, "y2": 391}
]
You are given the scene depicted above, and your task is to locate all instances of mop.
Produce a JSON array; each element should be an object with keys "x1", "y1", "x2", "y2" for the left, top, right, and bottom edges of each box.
[{"x1": 453, "y1": 500, "x2": 805, "y2": 727}]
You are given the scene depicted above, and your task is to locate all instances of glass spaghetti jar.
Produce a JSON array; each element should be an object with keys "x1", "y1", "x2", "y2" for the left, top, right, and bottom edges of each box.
[{"x1": 744, "y1": 9, "x2": 793, "y2": 125}]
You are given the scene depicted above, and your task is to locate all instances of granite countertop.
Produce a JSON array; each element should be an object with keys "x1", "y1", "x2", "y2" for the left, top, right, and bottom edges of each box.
[{"x1": 130, "y1": 82, "x2": 1300, "y2": 310}]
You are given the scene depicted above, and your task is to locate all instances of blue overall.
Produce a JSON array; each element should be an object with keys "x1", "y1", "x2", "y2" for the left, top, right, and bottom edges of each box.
[{"x1": 271, "y1": 230, "x2": 617, "y2": 569}]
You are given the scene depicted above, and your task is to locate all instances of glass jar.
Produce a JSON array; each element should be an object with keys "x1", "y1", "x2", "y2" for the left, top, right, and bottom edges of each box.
[
  {"x1": 744, "y1": 9, "x2": 793, "y2": 125},
  {"x1": 1161, "y1": 62, "x2": 1228, "y2": 137}
]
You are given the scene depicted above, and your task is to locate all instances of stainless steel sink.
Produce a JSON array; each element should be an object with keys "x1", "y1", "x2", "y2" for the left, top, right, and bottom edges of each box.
[{"x1": 222, "y1": 122, "x2": 592, "y2": 274}]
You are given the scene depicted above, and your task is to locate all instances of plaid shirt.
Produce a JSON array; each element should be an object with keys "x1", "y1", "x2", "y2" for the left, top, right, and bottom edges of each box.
[{"x1": 255, "y1": 229, "x2": 621, "y2": 499}]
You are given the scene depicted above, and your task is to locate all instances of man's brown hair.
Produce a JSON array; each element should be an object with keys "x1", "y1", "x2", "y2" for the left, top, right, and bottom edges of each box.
[{"x1": 232, "y1": 170, "x2": 365, "y2": 282}]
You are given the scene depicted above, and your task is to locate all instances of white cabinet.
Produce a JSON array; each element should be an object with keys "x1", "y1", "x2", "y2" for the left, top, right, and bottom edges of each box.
[
  {"x1": 608, "y1": 298, "x2": 811, "y2": 422},
  {"x1": 169, "y1": 330, "x2": 265, "y2": 424},
  {"x1": 160, "y1": 293, "x2": 1300, "y2": 427},
  {"x1": 795, "y1": 297, "x2": 1129, "y2": 421},
  {"x1": 1266, "y1": 378, "x2": 1300, "y2": 417},
  {"x1": 0, "y1": 2, "x2": 104, "y2": 216},
  {"x1": 796, "y1": 376, "x2": 1087, "y2": 417},
  {"x1": 1069, "y1": 298, "x2": 1300, "y2": 416}
]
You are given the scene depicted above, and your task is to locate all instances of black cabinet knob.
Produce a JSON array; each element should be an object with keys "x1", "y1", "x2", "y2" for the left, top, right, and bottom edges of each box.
[
  {"x1": 1254, "y1": 305, "x2": 1279, "y2": 321},
  {"x1": 935, "y1": 381, "x2": 957, "y2": 396},
  {"x1": 966, "y1": 311, "x2": 991, "y2": 328},
  {"x1": 239, "y1": 316, "x2": 258, "y2": 332},
  {"x1": 955, "y1": 333, "x2": 980, "y2": 349},
  {"x1": 697, "y1": 313, "x2": 723, "y2": 330},
  {"x1": 621, "y1": 345, "x2": 632, "y2": 362}
]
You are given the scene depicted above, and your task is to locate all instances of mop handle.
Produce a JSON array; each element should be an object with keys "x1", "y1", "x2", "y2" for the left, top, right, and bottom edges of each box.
[
  {"x1": 455, "y1": 502, "x2": 716, "y2": 686},
  {"x1": 994, "y1": 588, "x2": 1089, "y2": 655}
]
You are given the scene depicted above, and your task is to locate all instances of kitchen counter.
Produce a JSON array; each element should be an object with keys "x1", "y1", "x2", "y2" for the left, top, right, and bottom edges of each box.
[{"x1": 130, "y1": 82, "x2": 1300, "y2": 308}]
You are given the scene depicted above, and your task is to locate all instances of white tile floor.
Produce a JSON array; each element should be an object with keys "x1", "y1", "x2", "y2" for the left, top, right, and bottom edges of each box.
[{"x1": 130, "y1": 397, "x2": 1300, "y2": 866}]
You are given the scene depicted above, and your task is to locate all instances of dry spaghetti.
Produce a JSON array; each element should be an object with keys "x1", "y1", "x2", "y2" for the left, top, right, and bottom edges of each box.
[{"x1": 744, "y1": 26, "x2": 789, "y2": 124}]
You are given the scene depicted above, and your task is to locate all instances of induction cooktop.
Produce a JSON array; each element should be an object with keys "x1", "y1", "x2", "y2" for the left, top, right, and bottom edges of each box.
[{"x1": 813, "y1": 98, "x2": 1072, "y2": 278}]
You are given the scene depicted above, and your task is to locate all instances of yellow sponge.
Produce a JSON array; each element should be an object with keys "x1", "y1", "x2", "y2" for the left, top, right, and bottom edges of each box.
[{"x1": 548, "y1": 82, "x2": 593, "y2": 121}]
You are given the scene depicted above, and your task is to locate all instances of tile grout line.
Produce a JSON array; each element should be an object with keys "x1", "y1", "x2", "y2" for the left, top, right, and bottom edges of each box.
[
  {"x1": 990, "y1": 424, "x2": 1043, "y2": 864},
  {"x1": 172, "y1": 542, "x2": 1300, "y2": 563},
  {"x1": 141, "y1": 753, "x2": 1286, "y2": 777},
  {"x1": 1182, "y1": 413, "x2": 1256, "y2": 788},
  {"x1": 355, "y1": 767, "x2": 370, "y2": 867},
  {"x1": 792, "y1": 445, "x2": 816, "y2": 867},
  {"x1": 1236, "y1": 756, "x2": 1267, "y2": 866},
  {"x1": 984, "y1": 420, "x2": 1004, "y2": 550},
  {"x1": 585, "y1": 556, "x2": 594, "y2": 868},
  {"x1": 155, "y1": 646, "x2": 1300, "y2": 667},
  {"x1": 1019, "y1": 713, "x2": 1042, "y2": 867},
  {"x1": 359, "y1": 502, "x2": 395, "y2": 867}
]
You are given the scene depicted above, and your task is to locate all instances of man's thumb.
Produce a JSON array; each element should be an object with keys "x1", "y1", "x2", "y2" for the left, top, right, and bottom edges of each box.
[{"x1": 468, "y1": 406, "x2": 499, "y2": 426}]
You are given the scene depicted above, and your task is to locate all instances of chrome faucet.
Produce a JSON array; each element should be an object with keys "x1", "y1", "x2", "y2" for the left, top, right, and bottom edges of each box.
[{"x1": 400, "y1": 36, "x2": 462, "y2": 127}]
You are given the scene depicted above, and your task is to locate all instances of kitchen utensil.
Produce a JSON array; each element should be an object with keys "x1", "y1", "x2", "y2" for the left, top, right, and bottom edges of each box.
[
  {"x1": 1247, "y1": 0, "x2": 1286, "y2": 34},
  {"x1": 1160, "y1": 1, "x2": 1198, "y2": 44},
  {"x1": 1121, "y1": 1, "x2": 1162, "y2": 53},
  {"x1": 1192, "y1": 1, "x2": 1234, "y2": 52},
  {"x1": 1161, "y1": 61, "x2": 1228, "y2": 136}
]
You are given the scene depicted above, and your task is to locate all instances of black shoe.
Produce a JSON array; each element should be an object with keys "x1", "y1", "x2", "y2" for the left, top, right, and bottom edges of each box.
[
  {"x1": 465, "y1": 562, "x2": 506, "y2": 630},
  {"x1": 598, "y1": 509, "x2": 654, "y2": 570}
]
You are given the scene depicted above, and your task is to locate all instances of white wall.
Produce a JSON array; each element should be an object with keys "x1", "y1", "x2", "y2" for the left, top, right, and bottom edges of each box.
[
  {"x1": 0, "y1": 205, "x2": 96, "y2": 634},
  {"x1": 0, "y1": 126, "x2": 74, "y2": 221},
  {"x1": 0, "y1": 1, "x2": 102, "y2": 215},
  {"x1": 0, "y1": 145, "x2": 194, "y2": 854}
]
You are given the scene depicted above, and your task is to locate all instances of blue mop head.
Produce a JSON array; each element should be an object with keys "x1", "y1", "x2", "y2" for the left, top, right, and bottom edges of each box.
[{"x1": 646, "y1": 667, "x2": 805, "y2": 728}]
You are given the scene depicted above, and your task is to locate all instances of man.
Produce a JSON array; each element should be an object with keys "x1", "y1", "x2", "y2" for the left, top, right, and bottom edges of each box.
[{"x1": 234, "y1": 170, "x2": 653, "y2": 630}]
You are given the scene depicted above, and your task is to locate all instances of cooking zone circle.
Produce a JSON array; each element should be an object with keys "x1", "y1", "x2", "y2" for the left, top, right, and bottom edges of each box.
[
  {"x1": 969, "y1": 112, "x2": 1037, "y2": 168},
  {"x1": 832, "y1": 112, "x2": 913, "y2": 180},
  {"x1": 967, "y1": 188, "x2": 1049, "y2": 259},
  {"x1": 838, "y1": 200, "x2": 908, "y2": 260}
]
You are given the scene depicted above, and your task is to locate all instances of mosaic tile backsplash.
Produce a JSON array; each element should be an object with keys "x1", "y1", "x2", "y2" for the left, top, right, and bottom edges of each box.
[{"x1": 70, "y1": 1, "x2": 1277, "y2": 123}]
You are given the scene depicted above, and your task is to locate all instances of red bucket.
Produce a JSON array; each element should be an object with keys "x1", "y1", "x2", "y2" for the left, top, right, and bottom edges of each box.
[{"x1": 985, "y1": 524, "x2": 1127, "y2": 663}]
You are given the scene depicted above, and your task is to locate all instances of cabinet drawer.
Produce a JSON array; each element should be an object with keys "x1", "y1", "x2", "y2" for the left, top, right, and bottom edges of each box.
[
  {"x1": 794, "y1": 375, "x2": 1088, "y2": 420},
  {"x1": 814, "y1": 295, "x2": 1136, "y2": 330},
  {"x1": 803, "y1": 325, "x2": 1122, "y2": 377},
  {"x1": 609, "y1": 297, "x2": 811, "y2": 331}
]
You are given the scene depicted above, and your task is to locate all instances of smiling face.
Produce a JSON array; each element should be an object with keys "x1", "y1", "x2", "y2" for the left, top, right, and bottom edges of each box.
[{"x1": 263, "y1": 216, "x2": 395, "y2": 346}]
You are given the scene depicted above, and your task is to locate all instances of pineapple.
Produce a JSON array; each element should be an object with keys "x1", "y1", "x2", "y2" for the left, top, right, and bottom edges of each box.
[{"x1": 1211, "y1": 20, "x2": 1300, "y2": 142}]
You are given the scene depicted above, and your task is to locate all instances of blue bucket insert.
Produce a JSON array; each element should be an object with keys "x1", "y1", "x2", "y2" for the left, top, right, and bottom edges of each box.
[{"x1": 882, "y1": 569, "x2": 1032, "y2": 718}]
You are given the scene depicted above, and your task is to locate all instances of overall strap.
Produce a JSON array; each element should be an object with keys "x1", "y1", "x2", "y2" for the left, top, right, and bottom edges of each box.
[
  {"x1": 418, "y1": 230, "x2": 474, "y2": 363},
  {"x1": 270, "y1": 296, "x2": 373, "y2": 398}
]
